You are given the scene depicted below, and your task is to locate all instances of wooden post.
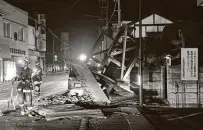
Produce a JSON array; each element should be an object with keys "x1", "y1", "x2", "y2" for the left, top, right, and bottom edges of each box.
[
  {"x1": 52, "y1": 36, "x2": 55, "y2": 72},
  {"x1": 161, "y1": 66, "x2": 165, "y2": 99},
  {"x1": 121, "y1": 25, "x2": 127, "y2": 79},
  {"x1": 139, "y1": 0, "x2": 143, "y2": 107}
]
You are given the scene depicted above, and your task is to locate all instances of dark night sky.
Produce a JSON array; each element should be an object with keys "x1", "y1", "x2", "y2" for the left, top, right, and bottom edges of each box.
[{"x1": 4, "y1": 0, "x2": 203, "y2": 59}]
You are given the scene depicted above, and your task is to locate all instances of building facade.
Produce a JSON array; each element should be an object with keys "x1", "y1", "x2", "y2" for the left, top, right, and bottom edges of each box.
[
  {"x1": 0, "y1": 0, "x2": 28, "y2": 82},
  {"x1": 36, "y1": 14, "x2": 46, "y2": 73},
  {"x1": 28, "y1": 25, "x2": 46, "y2": 72}
]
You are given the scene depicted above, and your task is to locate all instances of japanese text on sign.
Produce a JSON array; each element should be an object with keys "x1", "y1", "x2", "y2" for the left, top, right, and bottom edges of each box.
[{"x1": 181, "y1": 48, "x2": 198, "y2": 80}]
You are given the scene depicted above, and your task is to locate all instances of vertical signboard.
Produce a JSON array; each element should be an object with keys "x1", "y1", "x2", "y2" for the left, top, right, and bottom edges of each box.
[
  {"x1": 61, "y1": 32, "x2": 69, "y2": 51},
  {"x1": 37, "y1": 14, "x2": 46, "y2": 51},
  {"x1": 61, "y1": 32, "x2": 70, "y2": 60},
  {"x1": 181, "y1": 48, "x2": 198, "y2": 80}
]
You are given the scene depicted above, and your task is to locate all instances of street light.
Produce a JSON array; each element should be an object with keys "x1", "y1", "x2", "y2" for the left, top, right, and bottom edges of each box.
[
  {"x1": 54, "y1": 55, "x2": 58, "y2": 60},
  {"x1": 78, "y1": 53, "x2": 87, "y2": 62}
]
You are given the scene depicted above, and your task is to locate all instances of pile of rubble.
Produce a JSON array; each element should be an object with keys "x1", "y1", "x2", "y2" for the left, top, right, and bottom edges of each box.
[
  {"x1": 20, "y1": 65, "x2": 136, "y2": 130},
  {"x1": 30, "y1": 75, "x2": 137, "y2": 122}
]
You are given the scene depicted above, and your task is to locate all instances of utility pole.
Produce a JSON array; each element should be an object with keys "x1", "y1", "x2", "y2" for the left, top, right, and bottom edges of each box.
[
  {"x1": 117, "y1": 0, "x2": 121, "y2": 28},
  {"x1": 99, "y1": 0, "x2": 109, "y2": 59},
  {"x1": 52, "y1": 36, "x2": 55, "y2": 72},
  {"x1": 139, "y1": 0, "x2": 143, "y2": 107},
  {"x1": 35, "y1": 13, "x2": 38, "y2": 51}
]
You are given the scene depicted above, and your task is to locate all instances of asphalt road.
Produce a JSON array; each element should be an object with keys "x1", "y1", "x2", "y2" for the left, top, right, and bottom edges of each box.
[
  {"x1": 141, "y1": 107, "x2": 203, "y2": 130},
  {"x1": 0, "y1": 72, "x2": 69, "y2": 109}
]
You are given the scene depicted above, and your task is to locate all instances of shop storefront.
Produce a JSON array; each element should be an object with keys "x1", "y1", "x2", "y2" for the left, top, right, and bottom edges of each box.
[
  {"x1": 0, "y1": 38, "x2": 28, "y2": 82},
  {"x1": 4, "y1": 60, "x2": 16, "y2": 81},
  {"x1": 0, "y1": 43, "x2": 11, "y2": 82}
]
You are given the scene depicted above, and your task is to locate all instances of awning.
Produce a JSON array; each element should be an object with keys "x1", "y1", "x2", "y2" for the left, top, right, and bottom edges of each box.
[{"x1": 0, "y1": 44, "x2": 11, "y2": 58}]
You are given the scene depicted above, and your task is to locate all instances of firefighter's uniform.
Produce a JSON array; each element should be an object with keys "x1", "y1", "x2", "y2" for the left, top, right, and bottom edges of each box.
[
  {"x1": 15, "y1": 60, "x2": 33, "y2": 115},
  {"x1": 32, "y1": 62, "x2": 42, "y2": 96}
]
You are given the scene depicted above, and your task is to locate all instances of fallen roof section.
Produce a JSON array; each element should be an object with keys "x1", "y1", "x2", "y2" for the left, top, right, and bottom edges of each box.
[{"x1": 72, "y1": 63, "x2": 110, "y2": 104}]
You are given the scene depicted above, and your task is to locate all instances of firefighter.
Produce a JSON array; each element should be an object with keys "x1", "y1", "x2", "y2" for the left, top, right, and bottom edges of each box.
[
  {"x1": 32, "y1": 61, "x2": 42, "y2": 96},
  {"x1": 13, "y1": 58, "x2": 33, "y2": 115}
]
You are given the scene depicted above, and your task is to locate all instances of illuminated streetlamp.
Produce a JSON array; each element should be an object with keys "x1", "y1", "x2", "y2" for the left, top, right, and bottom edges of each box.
[{"x1": 78, "y1": 53, "x2": 87, "y2": 62}]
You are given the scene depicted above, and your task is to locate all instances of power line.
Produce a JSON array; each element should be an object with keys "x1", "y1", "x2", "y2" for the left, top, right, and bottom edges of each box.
[
  {"x1": 2, "y1": 0, "x2": 68, "y2": 40},
  {"x1": 3, "y1": 0, "x2": 77, "y2": 56},
  {"x1": 95, "y1": 0, "x2": 117, "y2": 40},
  {"x1": 47, "y1": 0, "x2": 82, "y2": 16}
]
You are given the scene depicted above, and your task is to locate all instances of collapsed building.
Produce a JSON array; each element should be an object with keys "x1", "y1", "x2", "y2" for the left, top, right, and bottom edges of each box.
[{"x1": 68, "y1": 14, "x2": 203, "y2": 108}]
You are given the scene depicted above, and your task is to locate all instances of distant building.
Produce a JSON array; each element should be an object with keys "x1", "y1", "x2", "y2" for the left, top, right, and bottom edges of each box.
[
  {"x1": 122, "y1": 13, "x2": 173, "y2": 38},
  {"x1": 0, "y1": 0, "x2": 28, "y2": 82},
  {"x1": 61, "y1": 32, "x2": 70, "y2": 61}
]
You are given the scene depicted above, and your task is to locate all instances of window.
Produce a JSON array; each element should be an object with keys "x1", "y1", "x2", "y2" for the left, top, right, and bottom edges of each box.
[
  {"x1": 18, "y1": 27, "x2": 24, "y2": 41},
  {"x1": 3, "y1": 22, "x2": 11, "y2": 38}
]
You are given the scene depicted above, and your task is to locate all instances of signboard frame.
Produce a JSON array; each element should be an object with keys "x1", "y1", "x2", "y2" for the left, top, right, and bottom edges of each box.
[{"x1": 181, "y1": 48, "x2": 198, "y2": 81}]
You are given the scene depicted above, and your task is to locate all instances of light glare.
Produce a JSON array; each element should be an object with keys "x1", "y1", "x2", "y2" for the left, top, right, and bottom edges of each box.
[{"x1": 79, "y1": 54, "x2": 87, "y2": 62}]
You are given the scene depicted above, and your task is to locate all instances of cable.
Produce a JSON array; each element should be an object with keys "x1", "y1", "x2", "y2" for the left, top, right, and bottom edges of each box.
[
  {"x1": 45, "y1": 0, "x2": 82, "y2": 16},
  {"x1": 3, "y1": 0, "x2": 79, "y2": 57},
  {"x1": 2, "y1": 0, "x2": 71, "y2": 40}
]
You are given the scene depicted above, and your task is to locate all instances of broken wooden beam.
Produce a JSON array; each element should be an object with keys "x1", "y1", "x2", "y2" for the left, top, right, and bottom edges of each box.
[
  {"x1": 121, "y1": 25, "x2": 128, "y2": 79},
  {"x1": 127, "y1": 32, "x2": 137, "y2": 43},
  {"x1": 46, "y1": 109, "x2": 103, "y2": 117},
  {"x1": 123, "y1": 49, "x2": 139, "y2": 80},
  {"x1": 102, "y1": 26, "x2": 125, "y2": 66},
  {"x1": 93, "y1": 49, "x2": 108, "y2": 56},
  {"x1": 110, "y1": 46, "x2": 136, "y2": 56},
  {"x1": 46, "y1": 115, "x2": 106, "y2": 121},
  {"x1": 87, "y1": 27, "x2": 108, "y2": 63},
  {"x1": 45, "y1": 109, "x2": 106, "y2": 121},
  {"x1": 108, "y1": 57, "x2": 126, "y2": 69}
]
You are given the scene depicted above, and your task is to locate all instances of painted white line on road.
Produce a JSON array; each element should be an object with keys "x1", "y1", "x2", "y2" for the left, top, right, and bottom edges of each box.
[{"x1": 168, "y1": 112, "x2": 203, "y2": 121}]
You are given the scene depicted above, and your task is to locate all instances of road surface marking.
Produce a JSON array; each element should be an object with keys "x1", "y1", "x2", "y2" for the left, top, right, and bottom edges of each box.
[{"x1": 168, "y1": 112, "x2": 203, "y2": 121}]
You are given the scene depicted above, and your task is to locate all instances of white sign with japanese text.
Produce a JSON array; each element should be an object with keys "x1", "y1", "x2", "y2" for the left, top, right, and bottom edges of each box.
[{"x1": 181, "y1": 48, "x2": 198, "y2": 80}]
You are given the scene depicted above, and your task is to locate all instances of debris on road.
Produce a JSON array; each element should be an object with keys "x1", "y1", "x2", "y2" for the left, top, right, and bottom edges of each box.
[{"x1": 0, "y1": 62, "x2": 140, "y2": 130}]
